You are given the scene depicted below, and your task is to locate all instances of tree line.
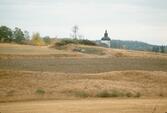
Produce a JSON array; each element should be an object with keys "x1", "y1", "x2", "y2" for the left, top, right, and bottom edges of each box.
[
  {"x1": 152, "y1": 45, "x2": 165, "y2": 53},
  {"x1": 0, "y1": 25, "x2": 52, "y2": 46},
  {"x1": 110, "y1": 40, "x2": 166, "y2": 53}
]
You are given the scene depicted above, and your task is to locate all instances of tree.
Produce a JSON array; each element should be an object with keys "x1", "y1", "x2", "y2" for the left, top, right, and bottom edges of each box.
[
  {"x1": 43, "y1": 36, "x2": 51, "y2": 45},
  {"x1": 13, "y1": 27, "x2": 25, "y2": 43},
  {"x1": 24, "y1": 30, "x2": 30, "y2": 41},
  {"x1": 31, "y1": 32, "x2": 44, "y2": 46},
  {"x1": 22, "y1": 30, "x2": 31, "y2": 44},
  {"x1": 72, "y1": 25, "x2": 79, "y2": 39},
  {"x1": 152, "y1": 46, "x2": 160, "y2": 52},
  {"x1": 160, "y1": 45, "x2": 165, "y2": 53},
  {"x1": 0, "y1": 26, "x2": 13, "y2": 42}
]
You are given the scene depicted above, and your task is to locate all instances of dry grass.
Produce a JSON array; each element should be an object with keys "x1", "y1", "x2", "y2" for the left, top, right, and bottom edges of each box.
[
  {"x1": 0, "y1": 98, "x2": 167, "y2": 113},
  {"x1": 0, "y1": 70, "x2": 167, "y2": 102},
  {"x1": 0, "y1": 43, "x2": 167, "y2": 102},
  {"x1": 0, "y1": 43, "x2": 83, "y2": 59},
  {"x1": 1, "y1": 43, "x2": 167, "y2": 59},
  {"x1": 0, "y1": 57, "x2": 167, "y2": 73}
]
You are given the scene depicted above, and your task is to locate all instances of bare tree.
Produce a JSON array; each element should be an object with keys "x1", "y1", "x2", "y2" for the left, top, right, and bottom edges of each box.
[{"x1": 72, "y1": 25, "x2": 79, "y2": 39}]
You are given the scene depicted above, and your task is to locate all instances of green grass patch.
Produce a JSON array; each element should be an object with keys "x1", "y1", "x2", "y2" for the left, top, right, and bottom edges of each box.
[
  {"x1": 35, "y1": 88, "x2": 45, "y2": 95},
  {"x1": 96, "y1": 90, "x2": 124, "y2": 98}
]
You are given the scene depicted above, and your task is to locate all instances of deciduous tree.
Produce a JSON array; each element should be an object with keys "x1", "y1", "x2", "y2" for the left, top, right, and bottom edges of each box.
[
  {"x1": 31, "y1": 32, "x2": 44, "y2": 46},
  {"x1": 0, "y1": 26, "x2": 13, "y2": 42}
]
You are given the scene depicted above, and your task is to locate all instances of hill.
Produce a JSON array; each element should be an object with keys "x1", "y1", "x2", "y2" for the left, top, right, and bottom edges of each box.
[
  {"x1": 110, "y1": 40, "x2": 167, "y2": 52},
  {"x1": 1, "y1": 43, "x2": 167, "y2": 59},
  {"x1": 0, "y1": 70, "x2": 167, "y2": 102},
  {"x1": 0, "y1": 43, "x2": 167, "y2": 103}
]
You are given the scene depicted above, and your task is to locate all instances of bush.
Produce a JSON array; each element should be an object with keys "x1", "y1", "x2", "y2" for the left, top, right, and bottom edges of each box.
[
  {"x1": 31, "y1": 32, "x2": 45, "y2": 46},
  {"x1": 135, "y1": 92, "x2": 141, "y2": 98},
  {"x1": 35, "y1": 88, "x2": 45, "y2": 95},
  {"x1": 56, "y1": 39, "x2": 77, "y2": 47},
  {"x1": 43, "y1": 36, "x2": 51, "y2": 45},
  {"x1": 96, "y1": 90, "x2": 124, "y2": 98},
  {"x1": 78, "y1": 39, "x2": 96, "y2": 46},
  {"x1": 55, "y1": 39, "x2": 96, "y2": 47},
  {"x1": 126, "y1": 92, "x2": 133, "y2": 97}
]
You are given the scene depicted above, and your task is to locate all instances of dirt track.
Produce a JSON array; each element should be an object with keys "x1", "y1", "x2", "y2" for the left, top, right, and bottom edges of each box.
[{"x1": 0, "y1": 98, "x2": 167, "y2": 113}]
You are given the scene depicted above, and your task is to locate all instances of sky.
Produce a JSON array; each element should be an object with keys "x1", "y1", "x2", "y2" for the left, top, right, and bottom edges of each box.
[{"x1": 0, "y1": 0, "x2": 167, "y2": 45}]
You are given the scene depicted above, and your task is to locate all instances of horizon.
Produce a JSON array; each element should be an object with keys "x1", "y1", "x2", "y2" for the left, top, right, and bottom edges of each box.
[{"x1": 0, "y1": 0, "x2": 167, "y2": 45}]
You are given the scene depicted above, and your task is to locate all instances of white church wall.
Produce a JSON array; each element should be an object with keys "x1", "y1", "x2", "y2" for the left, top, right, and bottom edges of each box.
[{"x1": 101, "y1": 40, "x2": 111, "y2": 48}]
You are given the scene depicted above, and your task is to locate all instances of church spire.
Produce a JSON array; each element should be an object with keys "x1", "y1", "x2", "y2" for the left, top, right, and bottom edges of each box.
[{"x1": 104, "y1": 30, "x2": 108, "y2": 37}]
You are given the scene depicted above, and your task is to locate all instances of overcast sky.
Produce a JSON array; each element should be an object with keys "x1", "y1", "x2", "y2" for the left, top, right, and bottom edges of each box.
[{"x1": 0, "y1": 0, "x2": 167, "y2": 45}]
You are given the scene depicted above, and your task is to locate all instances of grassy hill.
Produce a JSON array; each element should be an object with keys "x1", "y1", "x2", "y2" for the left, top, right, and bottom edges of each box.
[
  {"x1": 1, "y1": 43, "x2": 167, "y2": 59},
  {"x1": 0, "y1": 43, "x2": 167, "y2": 102}
]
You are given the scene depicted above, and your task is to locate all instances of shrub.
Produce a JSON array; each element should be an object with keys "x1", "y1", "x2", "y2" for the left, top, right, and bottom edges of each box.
[
  {"x1": 31, "y1": 32, "x2": 45, "y2": 46},
  {"x1": 96, "y1": 90, "x2": 124, "y2": 98},
  {"x1": 55, "y1": 39, "x2": 96, "y2": 47},
  {"x1": 126, "y1": 92, "x2": 133, "y2": 97},
  {"x1": 56, "y1": 39, "x2": 78, "y2": 47},
  {"x1": 43, "y1": 36, "x2": 51, "y2": 45},
  {"x1": 78, "y1": 39, "x2": 96, "y2": 46},
  {"x1": 135, "y1": 92, "x2": 141, "y2": 97},
  {"x1": 96, "y1": 90, "x2": 112, "y2": 97},
  {"x1": 35, "y1": 88, "x2": 45, "y2": 95}
]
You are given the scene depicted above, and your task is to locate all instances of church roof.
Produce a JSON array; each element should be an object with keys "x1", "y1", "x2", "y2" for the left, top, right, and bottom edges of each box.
[
  {"x1": 101, "y1": 36, "x2": 111, "y2": 41},
  {"x1": 101, "y1": 30, "x2": 111, "y2": 41}
]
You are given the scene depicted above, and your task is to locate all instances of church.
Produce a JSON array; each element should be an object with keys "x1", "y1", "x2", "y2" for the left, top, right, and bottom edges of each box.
[{"x1": 100, "y1": 30, "x2": 111, "y2": 48}]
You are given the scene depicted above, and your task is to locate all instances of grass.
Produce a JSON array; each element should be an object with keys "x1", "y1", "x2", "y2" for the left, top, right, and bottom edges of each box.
[
  {"x1": 73, "y1": 91, "x2": 90, "y2": 98},
  {"x1": 73, "y1": 47, "x2": 105, "y2": 55},
  {"x1": 0, "y1": 69, "x2": 167, "y2": 102},
  {"x1": 0, "y1": 43, "x2": 167, "y2": 102},
  {"x1": 126, "y1": 92, "x2": 133, "y2": 97},
  {"x1": 0, "y1": 57, "x2": 167, "y2": 73},
  {"x1": 6, "y1": 90, "x2": 15, "y2": 96},
  {"x1": 135, "y1": 92, "x2": 141, "y2": 97},
  {"x1": 1, "y1": 98, "x2": 167, "y2": 113}
]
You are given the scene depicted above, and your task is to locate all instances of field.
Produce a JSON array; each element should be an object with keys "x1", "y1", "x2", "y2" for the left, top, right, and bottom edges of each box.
[
  {"x1": 1, "y1": 58, "x2": 167, "y2": 73},
  {"x1": 0, "y1": 43, "x2": 167, "y2": 113}
]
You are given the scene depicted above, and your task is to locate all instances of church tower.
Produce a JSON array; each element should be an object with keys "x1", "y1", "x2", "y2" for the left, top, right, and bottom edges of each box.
[{"x1": 101, "y1": 30, "x2": 111, "y2": 48}]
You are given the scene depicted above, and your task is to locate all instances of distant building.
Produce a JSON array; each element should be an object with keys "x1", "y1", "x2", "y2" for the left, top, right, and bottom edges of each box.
[{"x1": 101, "y1": 30, "x2": 111, "y2": 48}]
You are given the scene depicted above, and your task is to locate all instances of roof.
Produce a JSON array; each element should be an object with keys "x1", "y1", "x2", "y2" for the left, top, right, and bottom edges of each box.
[
  {"x1": 101, "y1": 30, "x2": 111, "y2": 41},
  {"x1": 101, "y1": 36, "x2": 111, "y2": 41}
]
